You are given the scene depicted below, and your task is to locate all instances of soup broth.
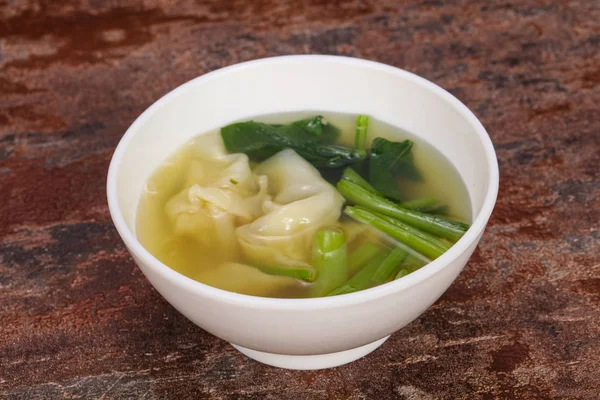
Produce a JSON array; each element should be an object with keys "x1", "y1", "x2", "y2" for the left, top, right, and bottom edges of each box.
[{"x1": 136, "y1": 112, "x2": 471, "y2": 298}]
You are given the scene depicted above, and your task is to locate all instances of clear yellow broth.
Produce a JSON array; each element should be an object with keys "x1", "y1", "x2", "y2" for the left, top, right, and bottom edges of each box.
[{"x1": 136, "y1": 112, "x2": 471, "y2": 298}]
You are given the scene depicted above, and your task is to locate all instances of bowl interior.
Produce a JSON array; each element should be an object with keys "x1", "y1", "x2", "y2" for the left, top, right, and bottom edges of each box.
[{"x1": 111, "y1": 55, "x2": 496, "y2": 254}]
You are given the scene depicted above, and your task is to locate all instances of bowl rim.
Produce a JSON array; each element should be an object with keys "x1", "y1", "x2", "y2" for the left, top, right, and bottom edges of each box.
[{"x1": 106, "y1": 54, "x2": 499, "y2": 310}]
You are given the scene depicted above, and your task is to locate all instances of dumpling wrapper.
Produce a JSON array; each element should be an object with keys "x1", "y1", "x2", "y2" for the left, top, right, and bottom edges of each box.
[
  {"x1": 195, "y1": 262, "x2": 297, "y2": 297},
  {"x1": 165, "y1": 133, "x2": 270, "y2": 259},
  {"x1": 236, "y1": 149, "x2": 345, "y2": 268}
]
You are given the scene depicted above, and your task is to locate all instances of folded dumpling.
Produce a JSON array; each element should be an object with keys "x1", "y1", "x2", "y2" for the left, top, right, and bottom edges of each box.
[
  {"x1": 164, "y1": 133, "x2": 269, "y2": 258},
  {"x1": 236, "y1": 149, "x2": 345, "y2": 269}
]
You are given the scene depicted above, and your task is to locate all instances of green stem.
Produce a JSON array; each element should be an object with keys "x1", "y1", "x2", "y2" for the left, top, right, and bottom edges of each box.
[
  {"x1": 429, "y1": 205, "x2": 449, "y2": 215},
  {"x1": 395, "y1": 265, "x2": 421, "y2": 280},
  {"x1": 328, "y1": 252, "x2": 388, "y2": 296},
  {"x1": 345, "y1": 206, "x2": 445, "y2": 260},
  {"x1": 354, "y1": 115, "x2": 369, "y2": 150},
  {"x1": 399, "y1": 197, "x2": 438, "y2": 211},
  {"x1": 371, "y1": 247, "x2": 410, "y2": 285},
  {"x1": 253, "y1": 264, "x2": 316, "y2": 282},
  {"x1": 348, "y1": 242, "x2": 383, "y2": 276},
  {"x1": 337, "y1": 179, "x2": 469, "y2": 242},
  {"x1": 365, "y1": 208, "x2": 452, "y2": 252},
  {"x1": 341, "y1": 167, "x2": 382, "y2": 196},
  {"x1": 311, "y1": 229, "x2": 348, "y2": 296}
]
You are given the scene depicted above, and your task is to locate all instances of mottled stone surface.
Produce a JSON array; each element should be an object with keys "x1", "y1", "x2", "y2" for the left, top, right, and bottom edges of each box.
[{"x1": 0, "y1": 1, "x2": 598, "y2": 399}]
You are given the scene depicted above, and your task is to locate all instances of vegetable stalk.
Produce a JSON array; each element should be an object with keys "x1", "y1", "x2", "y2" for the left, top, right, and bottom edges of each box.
[
  {"x1": 311, "y1": 229, "x2": 348, "y2": 296},
  {"x1": 354, "y1": 115, "x2": 369, "y2": 150},
  {"x1": 337, "y1": 179, "x2": 469, "y2": 242},
  {"x1": 395, "y1": 265, "x2": 421, "y2": 280},
  {"x1": 366, "y1": 208, "x2": 452, "y2": 252},
  {"x1": 399, "y1": 197, "x2": 438, "y2": 211},
  {"x1": 370, "y1": 247, "x2": 410, "y2": 285},
  {"x1": 328, "y1": 252, "x2": 388, "y2": 296},
  {"x1": 345, "y1": 206, "x2": 445, "y2": 260},
  {"x1": 254, "y1": 264, "x2": 316, "y2": 282},
  {"x1": 348, "y1": 242, "x2": 382, "y2": 275},
  {"x1": 341, "y1": 167, "x2": 382, "y2": 196}
]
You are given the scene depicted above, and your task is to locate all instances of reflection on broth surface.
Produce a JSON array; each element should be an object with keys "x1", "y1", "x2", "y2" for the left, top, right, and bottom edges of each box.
[{"x1": 136, "y1": 112, "x2": 471, "y2": 298}]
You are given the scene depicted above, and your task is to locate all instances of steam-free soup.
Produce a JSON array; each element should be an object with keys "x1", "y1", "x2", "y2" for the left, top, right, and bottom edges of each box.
[{"x1": 136, "y1": 112, "x2": 471, "y2": 298}]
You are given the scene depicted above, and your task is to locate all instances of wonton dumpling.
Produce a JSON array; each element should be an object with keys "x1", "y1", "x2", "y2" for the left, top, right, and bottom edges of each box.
[
  {"x1": 165, "y1": 133, "x2": 270, "y2": 257},
  {"x1": 236, "y1": 149, "x2": 344, "y2": 268}
]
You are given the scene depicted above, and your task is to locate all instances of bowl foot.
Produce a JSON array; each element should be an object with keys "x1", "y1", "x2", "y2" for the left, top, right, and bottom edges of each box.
[{"x1": 231, "y1": 336, "x2": 389, "y2": 370}]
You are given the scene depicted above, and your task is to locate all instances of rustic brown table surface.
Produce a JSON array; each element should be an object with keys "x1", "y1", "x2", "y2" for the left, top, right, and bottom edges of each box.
[{"x1": 1, "y1": 1, "x2": 599, "y2": 399}]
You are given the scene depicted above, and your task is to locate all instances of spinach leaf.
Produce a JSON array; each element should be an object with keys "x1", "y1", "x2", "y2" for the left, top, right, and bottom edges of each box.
[
  {"x1": 369, "y1": 137, "x2": 422, "y2": 201},
  {"x1": 221, "y1": 119, "x2": 365, "y2": 168},
  {"x1": 220, "y1": 122, "x2": 282, "y2": 160},
  {"x1": 292, "y1": 115, "x2": 340, "y2": 143},
  {"x1": 292, "y1": 116, "x2": 324, "y2": 136}
]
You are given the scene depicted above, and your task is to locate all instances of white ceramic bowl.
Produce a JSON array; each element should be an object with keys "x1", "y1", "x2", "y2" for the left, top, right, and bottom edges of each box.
[{"x1": 107, "y1": 55, "x2": 499, "y2": 370}]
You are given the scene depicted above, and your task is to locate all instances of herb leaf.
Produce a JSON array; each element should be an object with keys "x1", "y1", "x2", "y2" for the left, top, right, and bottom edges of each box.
[
  {"x1": 221, "y1": 118, "x2": 364, "y2": 168},
  {"x1": 369, "y1": 137, "x2": 422, "y2": 201},
  {"x1": 291, "y1": 115, "x2": 340, "y2": 143}
]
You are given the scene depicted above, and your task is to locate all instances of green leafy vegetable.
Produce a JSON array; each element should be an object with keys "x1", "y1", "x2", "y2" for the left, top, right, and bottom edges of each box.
[
  {"x1": 221, "y1": 119, "x2": 366, "y2": 168},
  {"x1": 395, "y1": 265, "x2": 421, "y2": 280},
  {"x1": 348, "y1": 242, "x2": 383, "y2": 276},
  {"x1": 341, "y1": 167, "x2": 383, "y2": 196},
  {"x1": 345, "y1": 206, "x2": 446, "y2": 260},
  {"x1": 328, "y1": 240, "x2": 429, "y2": 296},
  {"x1": 355, "y1": 115, "x2": 369, "y2": 150},
  {"x1": 311, "y1": 229, "x2": 348, "y2": 296},
  {"x1": 292, "y1": 115, "x2": 340, "y2": 143},
  {"x1": 253, "y1": 264, "x2": 316, "y2": 282},
  {"x1": 328, "y1": 252, "x2": 388, "y2": 296},
  {"x1": 370, "y1": 247, "x2": 410, "y2": 285},
  {"x1": 367, "y1": 208, "x2": 452, "y2": 252},
  {"x1": 399, "y1": 197, "x2": 437, "y2": 211},
  {"x1": 369, "y1": 137, "x2": 422, "y2": 201},
  {"x1": 337, "y1": 179, "x2": 469, "y2": 242},
  {"x1": 399, "y1": 197, "x2": 450, "y2": 215},
  {"x1": 428, "y1": 205, "x2": 450, "y2": 215}
]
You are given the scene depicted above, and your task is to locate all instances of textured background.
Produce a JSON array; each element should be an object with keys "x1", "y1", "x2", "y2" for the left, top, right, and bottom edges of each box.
[{"x1": 1, "y1": 1, "x2": 599, "y2": 399}]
